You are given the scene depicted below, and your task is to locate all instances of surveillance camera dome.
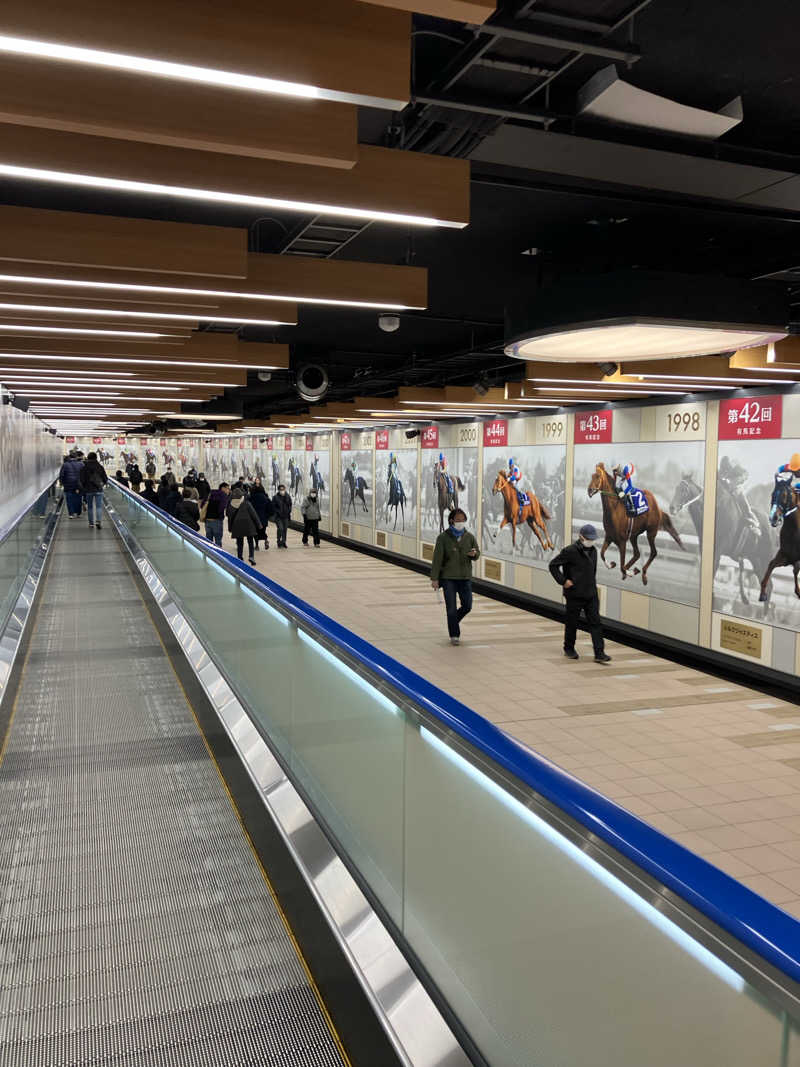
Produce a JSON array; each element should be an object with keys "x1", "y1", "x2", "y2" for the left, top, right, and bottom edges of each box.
[
  {"x1": 257, "y1": 370, "x2": 272, "y2": 382},
  {"x1": 378, "y1": 314, "x2": 401, "y2": 333}
]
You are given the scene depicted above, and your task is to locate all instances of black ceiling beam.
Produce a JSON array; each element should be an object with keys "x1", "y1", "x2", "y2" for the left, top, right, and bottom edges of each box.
[
  {"x1": 475, "y1": 56, "x2": 556, "y2": 77},
  {"x1": 479, "y1": 18, "x2": 641, "y2": 64},
  {"x1": 412, "y1": 94, "x2": 558, "y2": 126}
]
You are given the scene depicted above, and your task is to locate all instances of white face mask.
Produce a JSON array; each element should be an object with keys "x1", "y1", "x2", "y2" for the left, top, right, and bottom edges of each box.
[
  {"x1": 453, "y1": 521, "x2": 466, "y2": 532},
  {"x1": 580, "y1": 537, "x2": 595, "y2": 547}
]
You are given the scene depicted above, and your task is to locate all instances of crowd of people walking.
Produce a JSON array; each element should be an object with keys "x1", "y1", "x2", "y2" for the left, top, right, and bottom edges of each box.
[{"x1": 60, "y1": 448, "x2": 324, "y2": 563}]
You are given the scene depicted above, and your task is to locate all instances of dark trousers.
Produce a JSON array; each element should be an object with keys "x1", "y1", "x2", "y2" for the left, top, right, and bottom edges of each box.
[
  {"x1": 275, "y1": 517, "x2": 288, "y2": 545},
  {"x1": 441, "y1": 579, "x2": 473, "y2": 638},
  {"x1": 564, "y1": 594, "x2": 605, "y2": 655},
  {"x1": 302, "y1": 518, "x2": 320, "y2": 545},
  {"x1": 236, "y1": 535, "x2": 255, "y2": 561},
  {"x1": 65, "y1": 489, "x2": 82, "y2": 515}
]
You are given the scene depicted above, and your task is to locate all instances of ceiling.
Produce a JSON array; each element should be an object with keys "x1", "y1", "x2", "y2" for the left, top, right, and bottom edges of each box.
[{"x1": 1, "y1": 0, "x2": 799, "y2": 431}]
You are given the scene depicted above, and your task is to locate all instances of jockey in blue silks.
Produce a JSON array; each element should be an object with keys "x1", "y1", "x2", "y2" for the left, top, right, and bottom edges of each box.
[
  {"x1": 507, "y1": 457, "x2": 529, "y2": 508},
  {"x1": 614, "y1": 462, "x2": 649, "y2": 516},
  {"x1": 439, "y1": 452, "x2": 453, "y2": 494}
]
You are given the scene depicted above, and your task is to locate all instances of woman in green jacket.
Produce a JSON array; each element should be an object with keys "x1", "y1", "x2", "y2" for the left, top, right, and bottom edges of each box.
[{"x1": 430, "y1": 508, "x2": 481, "y2": 646}]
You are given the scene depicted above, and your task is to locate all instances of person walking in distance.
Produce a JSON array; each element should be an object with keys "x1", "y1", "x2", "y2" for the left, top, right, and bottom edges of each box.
[
  {"x1": 59, "y1": 449, "x2": 84, "y2": 518},
  {"x1": 203, "y1": 483, "x2": 229, "y2": 547},
  {"x1": 549, "y1": 523, "x2": 611, "y2": 663},
  {"x1": 430, "y1": 508, "x2": 480, "y2": 646},
  {"x1": 272, "y1": 483, "x2": 292, "y2": 549},
  {"x1": 300, "y1": 488, "x2": 322, "y2": 547},
  {"x1": 79, "y1": 451, "x2": 108, "y2": 530},
  {"x1": 226, "y1": 487, "x2": 259, "y2": 565}
]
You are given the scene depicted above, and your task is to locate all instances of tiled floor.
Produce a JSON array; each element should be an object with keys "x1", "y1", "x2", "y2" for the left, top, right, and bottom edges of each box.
[{"x1": 223, "y1": 529, "x2": 800, "y2": 919}]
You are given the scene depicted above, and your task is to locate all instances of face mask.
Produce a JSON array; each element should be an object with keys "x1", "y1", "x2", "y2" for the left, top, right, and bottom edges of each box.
[
  {"x1": 453, "y1": 521, "x2": 466, "y2": 532},
  {"x1": 310, "y1": 493, "x2": 317, "y2": 499},
  {"x1": 279, "y1": 489, "x2": 285, "y2": 495},
  {"x1": 580, "y1": 537, "x2": 594, "y2": 547}
]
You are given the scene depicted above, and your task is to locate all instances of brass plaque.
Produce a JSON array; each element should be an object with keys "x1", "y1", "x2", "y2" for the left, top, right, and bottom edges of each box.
[
  {"x1": 421, "y1": 542, "x2": 434, "y2": 561},
  {"x1": 720, "y1": 618, "x2": 763, "y2": 659},
  {"x1": 341, "y1": 522, "x2": 350, "y2": 537},
  {"x1": 484, "y1": 558, "x2": 502, "y2": 582},
  {"x1": 376, "y1": 531, "x2": 387, "y2": 547}
]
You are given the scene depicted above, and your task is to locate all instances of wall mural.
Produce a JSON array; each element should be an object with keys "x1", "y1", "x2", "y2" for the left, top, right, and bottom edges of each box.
[
  {"x1": 482, "y1": 445, "x2": 566, "y2": 565},
  {"x1": 342, "y1": 449, "x2": 373, "y2": 527},
  {"x1": 573, "y1": 441, "x2": 704, "y2": 607},
  {"x1": 0, "y1": 404, "x2": 61, "y2": 533},
  {"x1": 714, "y1": 437, "x2": 800, "y2": 631},
  {"x1": 307, "y1": 449, "x2": 331, "y2": 518},
  {"x1": 421, "y1": 446, "x2": 479, "y2": 541},
  {"x1": 376, "y1": 448, "x2": 417, "y2": 534}
]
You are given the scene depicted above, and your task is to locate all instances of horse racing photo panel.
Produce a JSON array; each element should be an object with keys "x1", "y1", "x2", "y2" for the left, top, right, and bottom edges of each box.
[
  {"x1": 376, "y1": 448, "x2": 418, "y2": 536},
  {"x1": 573, "y1": 440, "x2": 705, "y2": 608},
  {"x1": 420, "y1": 444, "x2": 478, "y2": 543},
  {"x1": 341, "y1": 449, "x2": 374, "y2": 528},
  {"x1": 481, "y1": 444, "x2": 567, "y2": 568}
]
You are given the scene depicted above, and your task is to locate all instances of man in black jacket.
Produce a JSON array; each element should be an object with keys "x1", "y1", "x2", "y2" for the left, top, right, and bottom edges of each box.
[
  {"x1": 549, "y1": 524, "x2": 611, "y2": 664},
  {"x1": 272, "y1": 484, "x2": 292, "y2": 548}
]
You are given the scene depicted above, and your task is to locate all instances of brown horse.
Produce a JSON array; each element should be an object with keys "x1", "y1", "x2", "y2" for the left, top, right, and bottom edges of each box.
[
  {"x1": 587, "y1": 462, "x2": 683, "y2": 585},
  {"x1": 492, "y1": 470, "x2": 554, "y2": 550}
]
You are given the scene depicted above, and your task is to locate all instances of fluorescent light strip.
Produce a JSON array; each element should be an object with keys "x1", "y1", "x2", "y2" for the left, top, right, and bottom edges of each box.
[
  {"x1": 4, "y1": 380, "x2": 185, "y2": 391},
  {"x1": 0, "y1": 324, "x2": 167, "y2": 337},
  {"x1": 526, "y1": 378, "x2": 720, "y2": 391},
  {"x1": 1, "y1": 377, "x2": 229, "y2": 388},
  {"x1": 0, "y1": 352, "x2": 279, "y2": 370},
  {"x1": 0, "y1": 164, "x2": 460, "y2": 229},
  {"x1": 0, "y1": 273, "x2": 420, "y2": 311},
  {"x1": 0, "y1": 34, "x2": 320, "y2": 99},
  {"x1": 635, "y1": 373, "x2": 799, "y2": 385},
  {"x1": 0, "y1": 301, "x2": 289, "y2": 326}
]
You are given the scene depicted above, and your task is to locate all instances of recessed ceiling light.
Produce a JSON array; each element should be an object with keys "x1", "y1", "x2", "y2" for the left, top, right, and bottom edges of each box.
[
  {"x1": 507, "y1": 324, "x2": 787, "y2": 363},
  {"x1": 0, "y1": 324, "x2": 167, "y2": 338},
  {"x1": 0, "y1": 301, "x2": 291, "y2": 326},
  {"x1": 0, "y1": 352, "x2": 281, "y2": 370}
]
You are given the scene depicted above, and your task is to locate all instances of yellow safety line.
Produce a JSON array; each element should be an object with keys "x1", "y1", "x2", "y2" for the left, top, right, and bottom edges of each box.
[{"x1": 129, "y1": 555, "x2": 353, "y2": 1067}]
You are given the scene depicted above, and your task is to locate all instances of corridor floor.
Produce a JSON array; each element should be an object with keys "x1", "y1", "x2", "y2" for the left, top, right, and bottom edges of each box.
[{"x1": 224, "y1": 528, "x2": 800, "y2": 920}]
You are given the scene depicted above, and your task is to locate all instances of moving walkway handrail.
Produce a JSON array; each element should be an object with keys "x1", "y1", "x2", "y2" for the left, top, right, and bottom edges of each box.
[{"x1": 110, "y1": 480, "x2": 800, "y2": 986}]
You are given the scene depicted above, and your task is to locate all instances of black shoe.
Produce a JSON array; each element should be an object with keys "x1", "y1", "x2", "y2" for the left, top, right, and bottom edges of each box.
[
  {"x1": 564, "y1": 649, "x2": 579, "y2": 660},
  {"x1": 95, "y1": 522, "x2": 101, "y2": 530},
  {"x1": 88, "y1": 522, "x2": 94, "y2": 528},
  {"x1": 594, "y1": 652, "x2": 612, "y2": 664},
  {"x1": 248, "y1": 558, "x2": 256, "y2": 565}
]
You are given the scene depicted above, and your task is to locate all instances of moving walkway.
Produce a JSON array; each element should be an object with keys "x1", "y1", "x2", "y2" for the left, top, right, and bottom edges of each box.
[{"x1": 0, "y1": 480, "x2": 798, "y2": 1066}]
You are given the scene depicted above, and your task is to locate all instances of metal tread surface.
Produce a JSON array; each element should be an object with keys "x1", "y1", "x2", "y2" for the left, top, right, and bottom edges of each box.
[{"x1": 0, "y1": 520, "x2": 348, "y2": 1066}]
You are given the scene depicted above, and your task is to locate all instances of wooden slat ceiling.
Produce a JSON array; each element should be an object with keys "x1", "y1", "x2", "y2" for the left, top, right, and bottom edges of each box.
[{"x1": 358, "y1": 0, "x2": 495, "y2": 22}]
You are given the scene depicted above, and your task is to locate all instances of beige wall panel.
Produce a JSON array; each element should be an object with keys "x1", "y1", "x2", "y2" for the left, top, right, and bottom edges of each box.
[
  {"x1": 508, "y1": 416, "x2": 527, "y2": 447},
  {"x1": 0, "y1": 125, "x2": 468, "y2": 229},
  {"x1": 782, "y1": 393, "x2": 800, "y2": 436},
  {"x1": 531, "y1": 567, "x2": 561, "y2": 604},
  {"x1": 0, "y1": 0, "x2": 411, "y2": 110},
  {"x1": 0, "y1": 206, "x2": 247, "y2": 278},
  {"x1": 648, "y1": 599, "x2": 700, "y2": 644},
  {"x1": 611, "y1": 405, "x2": 642, "y2": 443},
  {"x1": 0, "y1": 55, "x2": 358, "y2": 168},
  {"x1": 653, "y1": 399, "x2": 707, "y2": 442},
  {"x1": 513, "y1": 563, "x2": 533, "y2": 595},
  {"x1": 698, "y1": 399, "x2": 719, "y2": 649},
  {"x1": 360, "y1": 0, "x2": 494, "y2": 21},
  {"x1": 620, "y1": 588, "x2": 650, "y2": 629}
]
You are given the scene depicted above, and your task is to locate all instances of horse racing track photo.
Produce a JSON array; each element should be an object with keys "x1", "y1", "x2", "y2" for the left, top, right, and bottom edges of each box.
[
  {"x1": 713, "y1": 438, "x2": 800, "y2": 630},
  {"x1": 573, "y1": 441, "x2": 704, "y2": 607},
  {"x1": 481, "y1": 444, "x2": 566, "y2": 569},
  {"x1": 341, "y1": 449, "x2": 373, "y2": 527},
  {"x1": 376, "y1": 449, "x2": 418, "y2": 535}
]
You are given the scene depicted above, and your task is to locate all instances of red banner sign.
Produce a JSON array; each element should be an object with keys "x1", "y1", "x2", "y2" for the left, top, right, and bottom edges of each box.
[
  {"x1": 65, "y1": 436, "x2": 75, "y2": 443},
  {"x1": 139, "y1": 438, "x2": 148, "y2": 445},
  {"x1": 117, "y1": 437, "x2": 125, "y2": 444},
  {"x1": 421, "y1": 425, "x2": 439, "y2": 449},
  {"x1": 305, "y1": 436, "x2": 313, "y2": 451},
  {"x1": 253, "y1": 439, "x2": 259, "y2": 450},
  {"x1": 92, "y1": 436, "x2": 102, "y2": 444},
  {"x1": 574, "y1": 410, "x2": 613, "y2": 444},
  {"x1": 376, "y1": 429, "x2": 390, "y2": 450},
  {"x1": 176, "y1": 438, "x2": 183, "y2": 446},
  {"x1": 265, "y1": 436, "x2": 273, "y2": 450},
  {"x1": 284, "y1": 436, "x2": 292, "y2": 451},
  {"x1": 159, "y1": 438, "x2": 166, "y2": 446},
  {"x1": 239, "y1": 439, "x2": 246, "y2": 449},
  {"x1": 483, "y1": 419, "x2": 508, "y2": 448},
  {"x1": 341, "y1": 432, "x2": 351, "y2": 451},
  {"x1": 719, "y1": 395, "x2": 782, "y2": 440}
]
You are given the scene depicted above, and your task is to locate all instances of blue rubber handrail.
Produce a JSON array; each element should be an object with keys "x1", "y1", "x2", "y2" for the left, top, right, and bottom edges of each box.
[{"x1": 108, "y1": 481, "x2": 800, "y2": 985}]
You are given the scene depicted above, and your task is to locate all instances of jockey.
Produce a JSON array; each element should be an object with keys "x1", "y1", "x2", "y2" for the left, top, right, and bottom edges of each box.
[
  {"x1": 507, "y1": 457, "x2": 529, "y2": 507},
  {"x1": 387, "y1": 452, "x2": 398, "y2": 482},
  {"x1": 776, "y1": 453, "x2": 800, "y2": 492},
  {"x1": 438, "y1": 452, "x2": 453, "y2": 493},
  {"x1": 614, "y1": 462, "x2": 649, "y2": 517}
]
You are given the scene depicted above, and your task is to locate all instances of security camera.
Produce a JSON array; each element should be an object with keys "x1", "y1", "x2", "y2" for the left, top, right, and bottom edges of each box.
[
  {"x1": 257, "y1": 370, "x2": 272, "y2": 382},
  {"x1": 378, "y1": 314, "x2": 400, "y2": 333}
]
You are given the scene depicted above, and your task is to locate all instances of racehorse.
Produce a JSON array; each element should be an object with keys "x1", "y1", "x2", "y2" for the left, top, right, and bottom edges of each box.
[
  {"x1": 254, "y1": 459, "x2": 265, "y2": 480},
  {"x1": 385, "y1": 470, "x2": 406, "y2": 531},
  {"x1": 162, "y1": 450, "x2": 174, "y2": 469},
  {"x1": 492, "y1": 470, "x2": 553, "y2": 551},
  {"x1": 588, "y1": 462, "x2": 683, "y2": 584},
  {"x1": 434, "y1": 461, "x2": 464, "y2": 532},
  {"x1": 271, "y1": 457, "x2": 280, "y2": 492},
  {"x1": 759, "y1": 480, "x2": 800, "y2": 602},
  {"x1": 670, "y1": 473, "x2": 704, "y2": 542},
  {"x1": 344, "y1": 467, "x2": 369, "y2": 515},
  {"x1": 714, "y1": 482, "x2": 774, "y2": 607},
  {"x1": 288, "y1": 457, "x2": 303, "y2": 496},
  {"x1": 310, "y1": 459, "x2": 326, "y2": 495}
]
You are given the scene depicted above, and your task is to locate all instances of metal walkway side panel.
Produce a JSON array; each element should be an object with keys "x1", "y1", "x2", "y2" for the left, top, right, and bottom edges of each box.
[{"x1": 0, "y1": 520, "x2": 348, "y2": 1066}]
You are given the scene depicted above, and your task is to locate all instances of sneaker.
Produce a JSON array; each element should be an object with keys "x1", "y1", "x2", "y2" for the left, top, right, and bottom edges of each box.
[
  {"x1": 564, "y1": 649, "x2": 579, "y2": 660},
  {"x1": 594, "y1": 652, "x2": 612, "y2": 664},
  {"x1": 88, "y1": 522, "x2": 94, "y2": 528},
  {"x1": 68, "y1": 514, "x2": 75, "y2": 520},
  {"x1": 450, "y1": 636, "x2": 460, "y2": 646},
  {"x1": 95, "y1": 522, "x2": 101, "y2": 530},
  {"x1": 248, "y1": 557, "x2": 256, "y2": 565}
]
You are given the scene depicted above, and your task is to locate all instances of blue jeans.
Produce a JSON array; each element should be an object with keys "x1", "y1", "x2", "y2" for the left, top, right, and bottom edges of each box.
[
  {"x1": 441, "y1": 579, "x2": 473, "y2": 638},
  {"x1": 85, "y1": 492, "x2": 103, "y2": 525},
  {"x1": 205, "y1": 518, "x2": 223, "y2": 546},
  {"x1": 65, "y1": 489, "x2": 82, "y2": 516}
]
